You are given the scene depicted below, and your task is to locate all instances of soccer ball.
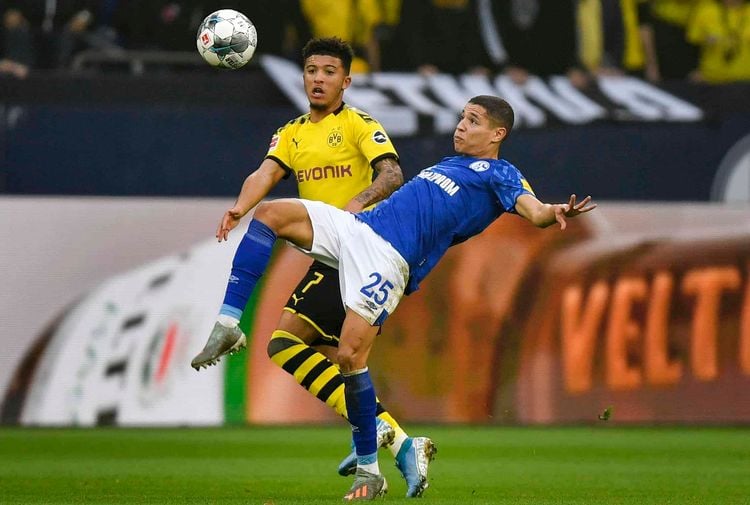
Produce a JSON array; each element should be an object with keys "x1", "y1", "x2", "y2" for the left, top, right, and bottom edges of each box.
[{"x1": 196, "y1": 9, "x2": 257, "y2": 69}]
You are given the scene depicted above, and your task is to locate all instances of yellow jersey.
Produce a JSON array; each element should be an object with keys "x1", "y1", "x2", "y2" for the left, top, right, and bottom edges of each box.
[
  {"x1": 650, "y1": 0, "x2": 701, "y2": 27},
  {"x1": 688, "y1": 2, "x2": 750, "y2": 83},
  {"x1": 300, "y1": 0, "x2": 382, "y2": 47},
  {"x1": 265, "y1": 104, "x2": 398, "y2": 209}
]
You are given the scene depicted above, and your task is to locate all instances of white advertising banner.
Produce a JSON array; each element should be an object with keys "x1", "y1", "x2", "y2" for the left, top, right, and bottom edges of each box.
[
  {"x1": 19, "y1": 236, "x2": 241, "y2": 426},
  {"x1": 0, "y1": 197, "x2": 241, "y2": 426},
  {"x1": 261, "y1": 55, "x2": 704, "y2": 137}
]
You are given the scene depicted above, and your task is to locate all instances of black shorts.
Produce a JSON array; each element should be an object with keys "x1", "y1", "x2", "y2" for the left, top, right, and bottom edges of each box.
[{"x1": 284, "y1": 260, "x2": 345, "y2": 346}]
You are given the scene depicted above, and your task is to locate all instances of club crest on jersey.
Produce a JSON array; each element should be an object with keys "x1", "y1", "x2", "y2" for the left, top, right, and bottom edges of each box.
[
  {"x1": 328, "y1": 129, "x2": 343, "y2": 147},
  {"x1": 469, "y1": 160, "x2": 490, "y2": 172},
  {"x1": 372, "y1": 130, "x2": 387, "y2": 144}
]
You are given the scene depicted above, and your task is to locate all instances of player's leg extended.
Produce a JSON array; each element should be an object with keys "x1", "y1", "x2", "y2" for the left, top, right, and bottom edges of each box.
[
  {"x1": 266, "y1": 265, "x2": 403, "y2": 462},
  {"x1": 267, "y1": 262, "x2": 403, "y2": 418},
  {"x1": 338, "y1": 310, "x2": 387, "y2": 501},
  {"x1": 338, "y1": 217, "x2": 436, "y2": 498},
  {"x1": 267, "y1": 310, "x2": 348, "y2": 413},
  {"x1": 267, "y1": 320, "x2": 401, "y2": 437},
  {"x1": 192, "y1": 199, "x2": 313, "y2": 369}
]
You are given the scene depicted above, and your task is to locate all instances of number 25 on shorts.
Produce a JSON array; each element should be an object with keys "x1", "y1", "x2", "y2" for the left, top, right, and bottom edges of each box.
[{"x1": 359, "y1": 272, "x2": 393, "y2": 305}]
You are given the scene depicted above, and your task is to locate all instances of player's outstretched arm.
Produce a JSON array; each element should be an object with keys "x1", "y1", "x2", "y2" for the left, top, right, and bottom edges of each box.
[
  {"x1": 216, "y1": 158, "x2": 287, "y2": 241},
  {"x1": 515, "y1": 193, "x2": 597, "y2": 230},
  {"x1": 344, "y1": 157, "x2": 404, "y2": 213}
]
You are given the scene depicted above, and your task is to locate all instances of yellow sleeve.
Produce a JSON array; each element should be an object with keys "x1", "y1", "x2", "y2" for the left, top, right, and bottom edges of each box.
[
  {"x1": 621, "y1": 0, "x2": 645, "y2": 69},
  {"x1": 264, "y1": 123, "x2": 293, "y2": 177},
  {"x1": 686, "y1": 4, "x2": 710, "y2": 44},
  {"x1": 350, "y1": 110, "x2": 398, "y2": 167},
  {"x1": 521, "y1": 178, "x2": 535, "y2": 196},
  {"x1": 301, "y1": 0, "x2": 348, "y2": 38},
  {"x1": 688, "y1": 2, "x2": 728, "y2": 46},
  {"x1": 355, "y1": 0, "x2": 383, "y2": 43}
]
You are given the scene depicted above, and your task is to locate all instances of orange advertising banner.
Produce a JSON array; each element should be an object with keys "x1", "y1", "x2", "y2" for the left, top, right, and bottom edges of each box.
[{"x1": 245, "y1": 204, "x2": 750, "y2": 424}]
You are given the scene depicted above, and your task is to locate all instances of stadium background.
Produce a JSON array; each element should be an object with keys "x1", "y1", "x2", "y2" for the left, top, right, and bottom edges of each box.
[{"x1": 1, "y1": 0, "x2": 750, "y2": 428}]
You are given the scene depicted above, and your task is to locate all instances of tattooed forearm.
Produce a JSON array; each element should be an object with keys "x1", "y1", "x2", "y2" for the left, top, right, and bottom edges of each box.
[{"x1": 353, "y1": 157, "x2": 404, "y2": 208}]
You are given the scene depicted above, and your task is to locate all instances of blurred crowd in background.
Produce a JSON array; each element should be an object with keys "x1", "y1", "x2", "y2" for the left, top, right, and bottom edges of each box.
[{"x1": 1, "y1": 0, "x2": 749, "y2": 84}]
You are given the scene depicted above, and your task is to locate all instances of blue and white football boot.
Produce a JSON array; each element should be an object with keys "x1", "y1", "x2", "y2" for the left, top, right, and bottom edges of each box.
[{"x1": 395, "y1": 436, "x2": 437, "y2": 498}]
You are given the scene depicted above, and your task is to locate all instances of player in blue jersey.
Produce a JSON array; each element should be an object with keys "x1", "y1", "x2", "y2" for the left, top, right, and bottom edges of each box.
[
  {"x1": 191, "y1": 38, "x2": 430, "y2": 493},
  {"x1": 203, "y1": 95, "x2": 596, "y2": 501}
]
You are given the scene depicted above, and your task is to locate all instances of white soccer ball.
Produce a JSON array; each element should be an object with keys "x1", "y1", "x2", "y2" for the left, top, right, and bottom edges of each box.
[{"x1": 196, "y1": 9, "x2": 257, "y2": 69}]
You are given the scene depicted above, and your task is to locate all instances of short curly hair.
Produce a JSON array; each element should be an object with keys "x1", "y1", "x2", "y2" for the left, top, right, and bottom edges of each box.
[{"x1": 302, "y1": 37, "x2": 355, "y2": 74}]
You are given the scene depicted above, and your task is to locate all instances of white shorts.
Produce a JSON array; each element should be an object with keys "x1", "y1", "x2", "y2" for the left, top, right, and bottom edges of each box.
[{"x1": 292, "y1": 199, "x2": 409, "y2": 326}]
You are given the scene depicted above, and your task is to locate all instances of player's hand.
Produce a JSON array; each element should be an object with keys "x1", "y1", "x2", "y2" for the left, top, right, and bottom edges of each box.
[
  {"x1": 216, "y1": 208, "x2": 244, "y2": 242},
  {"x1": 554, "y1": 194, "x2": 597, "y2": 230}
]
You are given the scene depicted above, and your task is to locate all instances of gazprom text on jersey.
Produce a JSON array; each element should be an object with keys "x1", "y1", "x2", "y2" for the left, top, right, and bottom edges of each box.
[{"x1": 417, "y1": 170, "x2": 460, "y2": 196}]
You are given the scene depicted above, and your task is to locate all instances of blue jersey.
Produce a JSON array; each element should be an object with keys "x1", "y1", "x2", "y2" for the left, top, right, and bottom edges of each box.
[{"x1": 357, "y1": 155, "x2": 534, "y2": 294}]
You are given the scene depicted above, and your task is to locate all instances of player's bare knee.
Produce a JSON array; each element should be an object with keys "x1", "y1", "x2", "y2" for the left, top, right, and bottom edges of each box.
[
  {"x1": 254, "y1": 200, "x2": 311, "y2": 243},
  {"x1": 253, "y1": 201, "x2": 282, "y2": 232},
  {"x1": 278, "y1": 312, "x2": 318, "y2": 342},
  {"x1": 315, "y1": 344, "x2": 339, "y2": 364}
]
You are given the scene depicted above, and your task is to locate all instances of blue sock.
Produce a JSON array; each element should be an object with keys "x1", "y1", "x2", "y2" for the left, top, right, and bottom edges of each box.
[
  {"x1": 220, "y1": 219, "x2": 276, "y2": 319},
  {"x1": 343, "y1": 368, "x2": 378, "y2": 465}
]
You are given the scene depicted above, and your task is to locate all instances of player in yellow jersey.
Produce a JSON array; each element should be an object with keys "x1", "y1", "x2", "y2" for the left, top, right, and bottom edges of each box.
[
  {"x1": 687, "y1": 0, "x2": 750, "y2": 83},
  {"x1": 191, "y1": 37, "x2": 436, "y2": 498}
]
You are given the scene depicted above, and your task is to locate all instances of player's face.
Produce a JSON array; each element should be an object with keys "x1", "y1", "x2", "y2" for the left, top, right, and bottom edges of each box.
[
  {"x1": 453, "y1": 104, "x2": 506, "y2": 158},
  {"x1": 303, "y1": 55, "x2": 351, "y2": 112}
]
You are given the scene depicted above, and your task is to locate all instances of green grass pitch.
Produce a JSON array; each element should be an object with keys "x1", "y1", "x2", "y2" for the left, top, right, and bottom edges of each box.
[{"x1": 1, "y1": 426, "x2": 748, "y2": 504}]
